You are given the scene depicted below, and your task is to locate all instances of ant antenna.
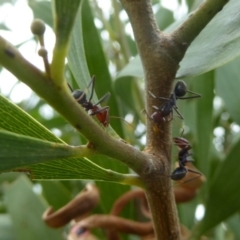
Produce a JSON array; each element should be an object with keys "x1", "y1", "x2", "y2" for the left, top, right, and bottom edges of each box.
[
  {"x1": 67, "y1": 83, "x2": 74, "y2": 92},
  {"x1": 92, "y1": 92, "x2": 111, "y2": 107},
  {"x1": 88, "y1": 75, "x2": 96, "y2": 103}
]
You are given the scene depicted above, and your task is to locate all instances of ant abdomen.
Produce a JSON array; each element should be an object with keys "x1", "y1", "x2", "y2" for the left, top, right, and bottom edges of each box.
[
  {"x1": 151, "y1": 111, "x2": 165, "y2": 123},
  {"x1": 173, "y1": 137, "x2": 189, "y2": 149}
]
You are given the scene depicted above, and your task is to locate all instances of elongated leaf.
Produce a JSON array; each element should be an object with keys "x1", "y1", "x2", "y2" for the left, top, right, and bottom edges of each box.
[
  {"x1": 68, "y1": 2, "x2": 91, "y2": 94},
  {"x1": 5, "y1": 175, "x2": 63, "y2": 240},
  {"x1": 0, "y1": 96, "x2": 133, "y2": 184},
  {"x1": 226, "y1": 214, "x2": 240, "y2": 240},
  {"x1": 0, "y1": 214, "x2": 16, "y2": 240},
  {"x1": 51, "y1": 0, "x2": 83, "y2": 84},
  {"x1": 114, "y1": 77, "x2": 145, "y2": 123},
  {"x1": 53, "y1": 0, "x2": 82, "y2": 48},
  {"x1": 193, "y1": 72, "x2": 214, "y2": 177},
  {"x1": 0, "y1": 95, "x2": 62, "y2": 143},
  {"x1": 0, "y1": 130, "x2": 81, "y2": 171},
  {"x1": 155, "y1": 6, "x2": 174, "y2": 30},
  {"x1": 118, "y1": 1, "x2": 240, "y2": 79},
  {"x1": 28, "y1": 156, "x2": 134, "y2": 184},
  {"x1": 216, "y1": 57, "x2": 240, "y2": 125},
  {"x1": 41, "y1": 181, "x2": 72, "y2": 209},
  {"x1": 193, "y1": 139, "x2": 240, "y2": 237}
]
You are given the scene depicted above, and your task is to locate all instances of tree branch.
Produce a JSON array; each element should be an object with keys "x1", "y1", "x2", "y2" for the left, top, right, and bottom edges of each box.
[
  {"x1": 119, "y1": 0, "x2": 230, "y2": 239},
  {"x1": 172, "y1": 0, "x2": 230, "y2": 45}
]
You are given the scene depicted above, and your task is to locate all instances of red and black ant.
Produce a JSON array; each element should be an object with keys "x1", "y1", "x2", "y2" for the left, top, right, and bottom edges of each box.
[
  {"x1": 170, "y1": 137, "x2": 202, "y2": 182},
  {"x1": 69, "y1": 76, "x2": 110, "y2": 127},
  {"x1": 148, "y1": 81, "x2": 201, "y2": 123}
]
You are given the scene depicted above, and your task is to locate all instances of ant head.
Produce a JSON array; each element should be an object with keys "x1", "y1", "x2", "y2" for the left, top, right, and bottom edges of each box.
[
  {"x1": 171, "y1": 166, "x2": 187, "y2": 181},
  {"x1": 72, "y1": 90, "x2": 87, "y2": 105},
  {"x1": 174, "y1": 80, "x2": 187, "y2": 98}
]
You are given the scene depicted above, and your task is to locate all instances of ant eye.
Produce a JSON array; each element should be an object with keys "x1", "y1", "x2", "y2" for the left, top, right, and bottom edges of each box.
[
  {"x1": 174, "y1": 81, "x2": 187, "y2": 97},
  {"x1": 72, "y1": 90, "x2": 87, "y2": 104}
]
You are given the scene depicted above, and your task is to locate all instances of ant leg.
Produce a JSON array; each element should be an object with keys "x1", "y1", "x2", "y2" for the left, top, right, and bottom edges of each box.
[
  {"x1": 148, "y1": 91, "x2": 170, "y2": 101},
  {"x1": 145, "y1": 108, "x2": 166, "y2": 124},
  {"x1": 93, "y1": 92, "x2": 111, "y2": 106},
  {"x1": 90, "y1": 106, "x2": 110, "y2": 127},
  {"x1": 180, "y1": 168, "x2": 202, "y2": 184},
  {"x1": 140, "y1": 108, "x2": 150, "y2": 118},
  {"x1": 173, "y1": 106, "x2": 184, "y2": 120},
  {"x1": 180, "y1": 127, "x2": 185, "y2": 137},
  {"x1": 166, "y1": 110, "x2": 173, "y2": 122},
  {"x1": 90, "y1": 106, "x2": 109, "y2": 116},
  {"x1": 141, "y1": 109, "x2": 156, "y2": 121},
  {"x1": 109, "y1": 115, "x2": 136, "y2": 130}
]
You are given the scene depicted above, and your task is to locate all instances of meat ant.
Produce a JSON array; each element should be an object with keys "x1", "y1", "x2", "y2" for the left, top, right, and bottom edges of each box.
[
  {"x1": 69, "y1": 76, "x2": 110, "y2": 127},
  {"x1": 148, "y1": 80, "x2": 201, "y2": 123},
  {"x1": 170, "y1": 137, "x2": 202, "y2": 182}
]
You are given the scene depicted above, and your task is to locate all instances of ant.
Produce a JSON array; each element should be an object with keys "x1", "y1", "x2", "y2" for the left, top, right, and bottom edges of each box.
[
  {"x1": 69, "y1": 76, "x2": 110, "y2": 127},
  {"x1": 170, "y1": 137, "x2": 202, "y2": 182},
  {"x1": 149, "y1": 80, "x2": 201, "y2": 123}
]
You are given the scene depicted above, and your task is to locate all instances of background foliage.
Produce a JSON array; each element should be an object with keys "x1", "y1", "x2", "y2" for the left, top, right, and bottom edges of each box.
[{"x1": 0, "y1": 0, "x2": 240, "y2": 239}]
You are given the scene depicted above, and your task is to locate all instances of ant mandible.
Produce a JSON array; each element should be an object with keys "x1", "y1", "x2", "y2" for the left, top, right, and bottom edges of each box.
[
  {"x1": 149, "y1": 80, "x2": 201, "y2": 123},
  {"x1": 69, "y1": 76, "x2": 110, "y2": 127},
  {"x1": 170, "y1": 137, "x2": 202, "y2": 182}
]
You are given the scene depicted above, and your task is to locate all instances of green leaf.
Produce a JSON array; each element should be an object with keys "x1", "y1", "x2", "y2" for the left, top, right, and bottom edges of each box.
[
  {"x1": 28, "y1": 156, "x2": 137, "y2": 185},
  {"x1": 193, "y1": 139, "x2": 240, "y2": 237},
  {"x1": 155, "y1": 6, "x2": 174, "y2": 30},
  {"x1": 0, "y1": 130, "x2": 82, "y2": 172},
  {"x1": 51, "y1": 0, "x2": 82, "y2": 84},
  {"x1": 0, "y1": 95, "x2": 62, "y2": 142},
  {"x1": 178, "y1": 197, "x2": 199, "y2": 230},
  {"x1": 53, "y1": 0, "x2": 82, "y2": 47},
  {"x1": 0, "y1": 214, "x2": 16, "y2": 240},
  {"x1": 114, "y1": 77, "x2": 145, "y2": 123},
  {"x1": 216, "y1": 57, "x2": 240, "y2": 125},
  {"x1": 226, "y1": 214, "x2": 240, "y2": 239},
  {"x1": 0, "y1": 96, "x2": 137, "y2": 185},
  {"x1": 41, "y1": 181, "x2": 72, "y2": 209},
  {"x1": 118, "y1": 1, "x2": 240, "y2": 79},
  {"x1": 68, "y1": 1, "x2": 91, "y2": 92},
  {"x1": 5, "y1": 175, "x2": 64, "y2": 240},
  {"x1": 193, "y1": 72, "x2": 214, "y2": 177}
]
